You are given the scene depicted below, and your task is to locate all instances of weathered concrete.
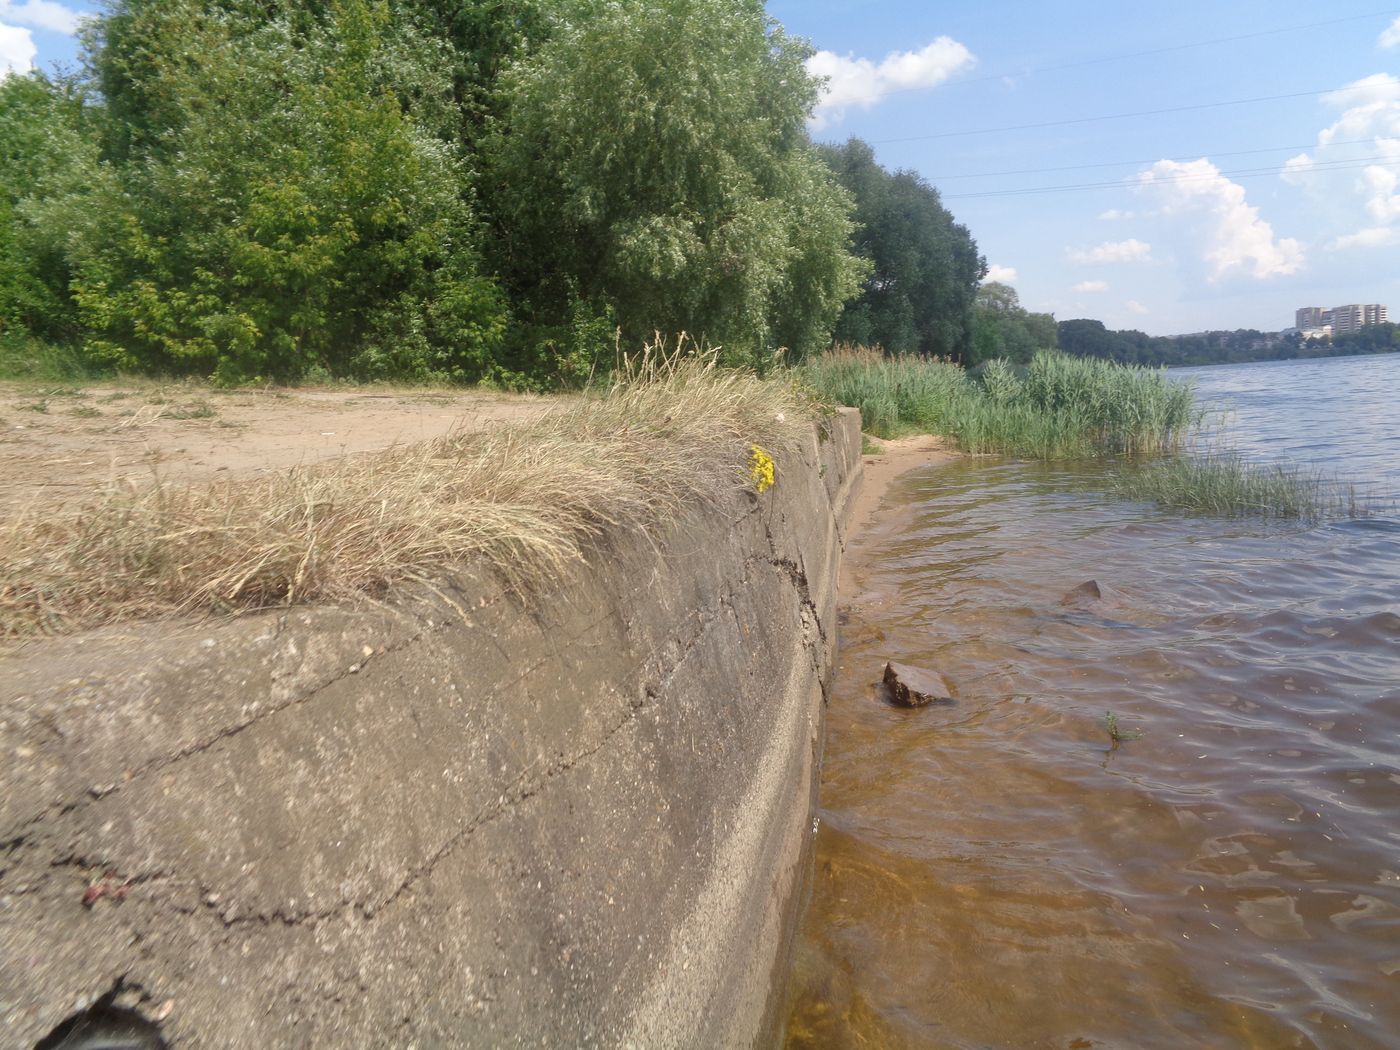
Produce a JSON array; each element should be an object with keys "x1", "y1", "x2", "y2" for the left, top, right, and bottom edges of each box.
[{"x1": 0, "y1": 409, "x2": 862, "y2": 1049}]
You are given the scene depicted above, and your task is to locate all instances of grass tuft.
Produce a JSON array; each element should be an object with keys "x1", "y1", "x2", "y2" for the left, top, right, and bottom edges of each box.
[
  {"x1": 1110, "y1": 454, "x2": 1368, "y2": 520},
  {"x1": 0, "y1": 349, "x2": 807, "y2": 637}
]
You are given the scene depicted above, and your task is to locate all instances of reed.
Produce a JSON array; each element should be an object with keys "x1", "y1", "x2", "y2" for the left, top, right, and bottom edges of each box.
[
  {"x1": 800, "y1": 347, "x2": 1199, "y2": 458},
  {"x1": 1111, "y1": 454, "x2": 1367, "y2": 519}
]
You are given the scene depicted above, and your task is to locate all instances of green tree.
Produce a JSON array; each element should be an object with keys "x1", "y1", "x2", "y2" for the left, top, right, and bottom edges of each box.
[
  {"x1": 484, "y1": 0, "x2": 864, "y2": 376},
  {"x1": 969, "y1": 282, "x2": 1056, "y2": 366},
  {"x1": 820, "y1": 139, "x2": 983, "y2": 360},
  {"x1": 0, "y1": 72, "x2": 105, "y2": 343},
  {"x1": 72, "y1": 0, "x2": 507, "y2": 383}
]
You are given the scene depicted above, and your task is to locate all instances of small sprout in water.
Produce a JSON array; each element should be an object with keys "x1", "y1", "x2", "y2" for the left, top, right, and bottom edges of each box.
[{"x1": 1102, "y1": 711, "x2": 1143, "y2": 748}]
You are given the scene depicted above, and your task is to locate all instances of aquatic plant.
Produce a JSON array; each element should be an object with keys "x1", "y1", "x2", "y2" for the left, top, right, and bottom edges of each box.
[
  {"x1": 1111, "y1": 454, "x2": 1367, "y2": 520},
  {"x1": 1101, "y1": 711, "x2": 1143, "y2": 746},
  {"x1": 799, "y1": 347, "x2": 1199, "y2": 458}
]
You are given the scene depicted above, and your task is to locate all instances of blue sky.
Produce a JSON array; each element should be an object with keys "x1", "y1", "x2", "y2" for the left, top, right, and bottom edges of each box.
[
  {"x1": 5, "y1": 1, "x2": 1398, "y2": 335},
  {"x1": 769, "y1": 0, "x2": 1400, "y2": 334}
]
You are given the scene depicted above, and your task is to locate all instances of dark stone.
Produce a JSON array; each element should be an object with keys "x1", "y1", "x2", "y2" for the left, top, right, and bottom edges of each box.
[
  {"x1": 1060, "y1": 580, "x2": 1104, "y2": 607},
  {"x1": 882, "y1": 661, "x2": 953, "y2": 707}
]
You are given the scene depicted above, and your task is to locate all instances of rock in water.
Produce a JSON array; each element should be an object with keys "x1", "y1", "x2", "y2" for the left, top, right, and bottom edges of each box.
[
  {"x1": 1060, "y1": 580, "x2": 1103, "y2": 607},
  {"x1": 882, "y1": 661, "x2": 953, "y2": 707}
]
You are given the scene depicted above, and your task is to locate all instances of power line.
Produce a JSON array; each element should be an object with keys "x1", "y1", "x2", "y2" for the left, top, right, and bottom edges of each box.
[
  {"x1": 818, "y1": 10, "x2": 1399, "y2": 106},
  {"x1": 927, "y1": 139, "x2": 1378, "y2": 181},
  {"x1": 941, "y1": 156, "x2": 1396, "y2": 200},
  {"x1": 954, "y1": 10, "x2": 1400, "y2": 88},
  {"x1": 869, "y1": 86, "x2": 1355, "y2": 144}
]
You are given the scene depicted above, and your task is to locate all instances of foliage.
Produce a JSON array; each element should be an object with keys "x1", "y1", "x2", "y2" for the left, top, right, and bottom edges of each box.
[
  {"x1": 1101, "y1": 712, "x2": 1142, "y2": 746},
  {"x1": 69, "y1": 0, "x2": 508, "y2": 384},
  {"x1": 969, "y1": 282, "x2": 1057, "y2": 366},
  {"x1": 1331, "y1": 322, "x2": 1399, "y2": 356},
  {"x1": 819, "y1": 139, "x2": 983, "y2": 361},
  {"x1": 6, "y1": 0, "x2": 990, "y2": 387},
  {"x1": 1110, "y1": 454, "x2": 1368, "y2": 519},
  {"x1": 0, "y1": 72, "x2": 105, "y2": 343},
  {"x1": 800, "y1": 347, "x2": 1198, "y2": 458},
  {"x1": 484, "y1": 0, "x2": 865, "y2": 373},
  {"x1": 1058, "y1": 319, "x2": 1399, "y2": 368}
]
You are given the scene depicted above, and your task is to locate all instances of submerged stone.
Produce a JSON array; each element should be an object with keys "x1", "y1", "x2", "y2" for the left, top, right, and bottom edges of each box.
[
  {"x1": 1060, "y1": 579, "x2": 1104, "y2": 606},
  {"x1": 882, "y1": 661, "x2": 953, "y2": 707}
]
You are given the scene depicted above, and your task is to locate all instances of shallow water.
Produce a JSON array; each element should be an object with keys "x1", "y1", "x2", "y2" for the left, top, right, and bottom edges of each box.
[{"x1": 785, "y1": 354, "x2": 1400, "y2": 1050}]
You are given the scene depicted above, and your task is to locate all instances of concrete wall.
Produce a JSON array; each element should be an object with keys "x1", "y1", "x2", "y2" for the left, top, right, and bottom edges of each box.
[{"x1": 1, "y1": 409, "x2": 862, "y2": 1050}]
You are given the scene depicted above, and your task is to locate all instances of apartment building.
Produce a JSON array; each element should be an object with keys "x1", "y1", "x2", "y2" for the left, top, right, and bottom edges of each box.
[{"x1": 1294, "y1": 303, "x2": 1387, "y2": 339}]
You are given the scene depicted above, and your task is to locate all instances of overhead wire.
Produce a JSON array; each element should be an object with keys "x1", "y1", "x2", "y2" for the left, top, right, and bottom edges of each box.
[
  {"x1": 947, "y1": 10, "x2": 1400, "y2": 89},
  {"x1": 822, "y1": 10, "x2": 1399, "y2": 109},
  {"x1": 941, "y1": 156, "x2": 1398, "y2": 199},
  {"x1": 868, "y1": 86, "x2": 1365, "y2": 144},
  {"x1": 926, "y1": 139, "x2": 1378, "y2": 181}
]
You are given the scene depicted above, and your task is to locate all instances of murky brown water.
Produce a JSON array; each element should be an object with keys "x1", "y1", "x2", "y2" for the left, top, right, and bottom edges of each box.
[{"x1": 785, "y1": 356, "x2": 1400, "y2": 1050}]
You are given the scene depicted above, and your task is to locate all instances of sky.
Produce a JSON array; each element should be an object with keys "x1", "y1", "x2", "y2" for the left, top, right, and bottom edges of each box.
[
  {"x1": 766, "y1": 0, "x2": 1400, "y2": 335},
  {"x1": 4, "y1": 1, "x2": 1399, "y2": 336}
]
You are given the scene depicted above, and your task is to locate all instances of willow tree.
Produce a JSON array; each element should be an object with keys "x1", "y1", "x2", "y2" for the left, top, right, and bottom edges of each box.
[{"x1": 485, "y1": 0, "x2": 865, "y2": 376}]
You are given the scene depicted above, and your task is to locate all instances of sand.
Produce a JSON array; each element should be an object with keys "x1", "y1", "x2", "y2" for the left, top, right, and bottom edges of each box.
[
  {"x1": 845, "y1": 433, "x2": 956, "y2": 544},
  {"x1": 0, "y1": 383, "x2": 557, "y2": 514}
]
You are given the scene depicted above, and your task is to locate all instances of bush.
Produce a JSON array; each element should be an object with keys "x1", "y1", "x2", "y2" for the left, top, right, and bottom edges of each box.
[{"x1": 70, "y1": 0, "x2": 508, "y2": 384}]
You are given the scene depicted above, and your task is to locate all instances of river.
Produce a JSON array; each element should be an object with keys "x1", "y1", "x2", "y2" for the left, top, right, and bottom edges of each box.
[{"x1": 785, "y1": 353, "x2": 1400, "y2": 1050}]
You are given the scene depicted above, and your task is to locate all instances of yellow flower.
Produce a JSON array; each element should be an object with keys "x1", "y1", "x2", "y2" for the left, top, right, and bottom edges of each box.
[{"x1": 749, "y1": 445, "x2": 776, "y2": 493}]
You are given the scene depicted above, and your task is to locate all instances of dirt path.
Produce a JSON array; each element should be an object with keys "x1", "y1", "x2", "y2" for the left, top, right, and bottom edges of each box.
[{"x1": 0, "y1": 383, "x2": 558, "y2": 514}]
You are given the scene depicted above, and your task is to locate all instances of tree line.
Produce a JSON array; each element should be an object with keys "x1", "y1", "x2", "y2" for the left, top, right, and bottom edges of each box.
[
  {"x1": 1057, "y1": 318, "x2": 1400, "y2": 368},
  {"x1": 0, "y1": 0, "x2": 988, "y2": 387}
]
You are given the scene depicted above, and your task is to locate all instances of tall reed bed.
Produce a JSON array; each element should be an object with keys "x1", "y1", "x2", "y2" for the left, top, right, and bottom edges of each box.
[{"x1": 800, "y1": 347, "x2": 1199, "y2": 458}]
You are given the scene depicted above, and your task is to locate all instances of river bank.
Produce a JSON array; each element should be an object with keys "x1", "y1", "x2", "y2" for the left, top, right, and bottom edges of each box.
[
  {"x1": 784, "y1": 353, "x2": 1400, "y2": 1049},
  {"x1": 1, "y1": 370, "x2": 860, "y2": 1047}
]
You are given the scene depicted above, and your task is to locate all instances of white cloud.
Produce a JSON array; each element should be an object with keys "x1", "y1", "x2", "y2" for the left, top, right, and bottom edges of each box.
[
  {"x1": 1126, "y1": 300, "x2": 1150, "y2": 315},
  {"x1": 1328, "y1": 226, "x2": 1400, "y2": 250},
  {"x1": 1073, "y1": 280, "x2": 1108, "y2": 292},
  {"x1": 1360, "y1": 158, "x2": 1400, "y2": 224},
  {"x1": 808, "y1": 37, "x2": 975, "y2": 128},
  {"x1": 1067, "y1": 238, "x2": 1153, "y2": 264},
  {"x1": 1098, "y1": 208, "x2": 1136, "y2": 221},
  {"x1": 0, "y1": 0, "x2": 81, "y2": 34},
  {"x1": 0, "y1": 21, "x2": 35, "y2": 75},
  {"x1": 982, "y1": 263, "x2": 1017, "y2": 283},
  {"x1": 1137, "y1": 159, "x2": 1302, "y2": 280},
  {"x1": 1282, "y1": 72, "x2": 1400, "y2": 244},
  {"x1": 1380, "y1": 15, "x2": 1400, "y2": 49}
]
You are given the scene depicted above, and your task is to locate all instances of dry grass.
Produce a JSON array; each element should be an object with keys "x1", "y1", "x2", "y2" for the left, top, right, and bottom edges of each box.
[{"x1": 1, "y1": 348, "x2": 808, "y2": 637}]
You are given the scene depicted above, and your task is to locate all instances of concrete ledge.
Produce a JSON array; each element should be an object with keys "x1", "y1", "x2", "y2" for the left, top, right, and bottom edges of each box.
[{"x1": 0, "y1": 408, "x2": 862, "y2": 1049}]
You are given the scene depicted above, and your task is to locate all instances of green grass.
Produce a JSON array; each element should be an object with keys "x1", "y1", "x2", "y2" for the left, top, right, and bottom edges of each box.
[
  {"x1": 800, "y1": 347, "x2": 1199, "y2": 459},
  {"x1": 0, "y1": 335, "x2": 111, "y2": 383},
  {"x1": 1111, "y1": 454, "x2": 1367, "y2": 520}
]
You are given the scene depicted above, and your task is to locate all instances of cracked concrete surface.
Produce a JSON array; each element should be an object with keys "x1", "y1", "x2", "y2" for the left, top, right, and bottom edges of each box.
[{"x1": 0, "y1": 410, "x2": 862, "y2": 1049}]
